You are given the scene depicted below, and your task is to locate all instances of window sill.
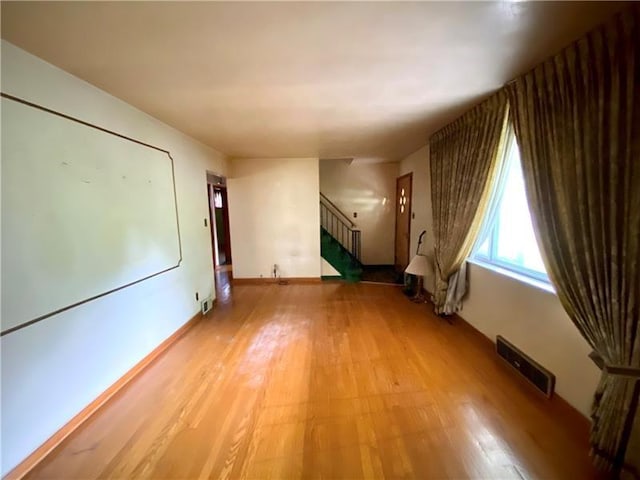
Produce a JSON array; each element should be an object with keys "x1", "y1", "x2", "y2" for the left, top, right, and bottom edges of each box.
[{"x1": 467, "y1": 258, "x2": 556, "y2": 295}]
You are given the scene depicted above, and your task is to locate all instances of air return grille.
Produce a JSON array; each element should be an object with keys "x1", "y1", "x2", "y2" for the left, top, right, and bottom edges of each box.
[
  {"x1": 201, "y1": 297, "x2": 213, "y2": 315},
  {"x1": 496, "y1": 335, "x2": 555, "y2": 397}
]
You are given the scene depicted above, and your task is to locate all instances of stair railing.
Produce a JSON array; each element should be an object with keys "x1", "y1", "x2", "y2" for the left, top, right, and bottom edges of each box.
[{"x1": 320, "y1": 193, "x2": 361, "y2": 262}]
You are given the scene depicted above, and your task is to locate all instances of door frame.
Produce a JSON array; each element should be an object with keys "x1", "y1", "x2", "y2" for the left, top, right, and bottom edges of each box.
[{"x1": 394, "y1": 172, "x2": 413, "y2": 271}]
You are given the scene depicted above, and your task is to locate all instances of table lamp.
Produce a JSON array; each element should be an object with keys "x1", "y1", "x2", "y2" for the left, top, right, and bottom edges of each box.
[{"x1": 405, "y1": 254, "x2": 429, "y2": 303}]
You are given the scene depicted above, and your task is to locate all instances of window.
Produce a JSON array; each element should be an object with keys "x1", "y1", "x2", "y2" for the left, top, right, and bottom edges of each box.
[
  {"x1": 399, "y1": 188, "x2": 407, "y2": 213},
  {"x1": 472, "y1": 130, "x2": 549, "y2": 284},
  {"x1": 214, "y1": 191, "x2": 223, "y2": 209}
]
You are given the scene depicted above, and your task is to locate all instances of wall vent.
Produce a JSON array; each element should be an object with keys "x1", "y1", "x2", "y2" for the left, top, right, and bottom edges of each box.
[
  {"x1": 496, "y1": 335, "x2": 555, "y2": 398},
  {"x1": 201, "y1": 296, "x2": 213, "y2": 315}
]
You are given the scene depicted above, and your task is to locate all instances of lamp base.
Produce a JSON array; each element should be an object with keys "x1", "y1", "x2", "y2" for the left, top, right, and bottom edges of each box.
[
  {"x1": 408, "y1": 275, "x2": 428, "y2": 303},
  {"x1": 410, "y1": 292, "x2": 428, "y2": 303}
]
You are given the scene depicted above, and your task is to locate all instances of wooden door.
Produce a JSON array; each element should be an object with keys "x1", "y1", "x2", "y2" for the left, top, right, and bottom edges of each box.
[{"x1": 395, "y1": 173, "x2": 412, "y2": 271}]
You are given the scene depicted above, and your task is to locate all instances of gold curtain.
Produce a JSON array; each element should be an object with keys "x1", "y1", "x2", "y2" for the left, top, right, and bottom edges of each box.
[
  {"x1": 507, "y1": 7, "x2": 640, "y2": 473},
  {"x1": 429, "y1": 91, "x2": 508, "y2": 314}
]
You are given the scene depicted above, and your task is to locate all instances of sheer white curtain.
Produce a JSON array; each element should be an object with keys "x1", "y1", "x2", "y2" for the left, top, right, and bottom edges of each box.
[{"x1": 470, "y1": 121, "x2": 513, "y2": 256}]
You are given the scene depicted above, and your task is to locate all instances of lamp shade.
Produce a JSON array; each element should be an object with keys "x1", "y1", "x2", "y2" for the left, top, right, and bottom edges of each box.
[{"x1": 405, "y1": 254, "x2": 429, "y2": 276}]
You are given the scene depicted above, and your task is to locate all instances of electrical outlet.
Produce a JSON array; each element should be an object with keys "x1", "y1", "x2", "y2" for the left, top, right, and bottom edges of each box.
[{"x1": 195, "y1": 292, "x2": 199, "y2": 301}]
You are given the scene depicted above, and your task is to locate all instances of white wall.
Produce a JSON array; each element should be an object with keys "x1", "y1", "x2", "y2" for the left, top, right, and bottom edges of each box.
[
  {"x1": 227, "y1": 157, "x2": 321, "y2": 279},
  {"x1": 399, "y1": 143, "x2": 600, "y2": 417},
  {"x1": 463, "y1": 264, "x2": 600, "y2": 415},
  {"x1": 0, "y1": 41, "x2": 228, "y2": 475},
  {"x1": 319, "y1": 160, "x2": 398, "y2": 265}
]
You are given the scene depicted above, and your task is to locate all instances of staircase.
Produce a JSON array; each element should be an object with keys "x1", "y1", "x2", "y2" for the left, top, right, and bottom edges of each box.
[{"x1": 320, "y1": 193, "x2": 362, "y2": 282}]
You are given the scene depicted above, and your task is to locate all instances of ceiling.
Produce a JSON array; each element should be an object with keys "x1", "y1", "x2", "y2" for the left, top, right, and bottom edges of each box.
[{"x1": 0, "y1": 1, "x2": 627, "y2": 161}]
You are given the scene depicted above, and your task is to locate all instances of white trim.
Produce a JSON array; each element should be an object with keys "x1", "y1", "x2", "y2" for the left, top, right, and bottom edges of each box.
[{"x1": 467, "y1": 258, "x2": 556, "y2": 295}]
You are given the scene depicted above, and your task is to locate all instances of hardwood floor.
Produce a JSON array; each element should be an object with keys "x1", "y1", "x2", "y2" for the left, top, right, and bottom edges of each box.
[{"x1": 27, "y1": 282, "x2": 599, "y2": 479}]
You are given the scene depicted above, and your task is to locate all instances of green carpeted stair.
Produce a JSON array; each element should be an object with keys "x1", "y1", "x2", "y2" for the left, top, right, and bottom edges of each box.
[{"x1": 321, "y1": 227, "x2": 362, "y2": 282}]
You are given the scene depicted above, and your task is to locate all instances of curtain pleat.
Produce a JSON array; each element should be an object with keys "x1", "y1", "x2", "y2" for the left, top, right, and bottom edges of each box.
[
  {"x1": 429, "y1": 91, "x2": 508, "y2": 314},
  {"x1": 507, "y1": 6, "x2": 640, "y2": 472}
]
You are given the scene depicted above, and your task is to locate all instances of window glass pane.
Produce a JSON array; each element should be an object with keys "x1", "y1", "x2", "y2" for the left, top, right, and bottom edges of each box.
[
  {"x1": 475, "y1": 236, "x2": 490, "y2": 257},
  {"x1": 494, "y1": 141, "x2": 547, "y2": 276}
]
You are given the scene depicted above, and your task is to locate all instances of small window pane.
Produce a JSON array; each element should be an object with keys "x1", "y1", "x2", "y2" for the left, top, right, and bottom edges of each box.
[
  {"x1": 214, "y1": 191, "x2": 223, "y2": 208},
  {"x1": 476, "y1": 237, "x2": 490, "y2": 257},
  {"x1": 494, "y1": 142, "x2": 546, "y2": 276}
]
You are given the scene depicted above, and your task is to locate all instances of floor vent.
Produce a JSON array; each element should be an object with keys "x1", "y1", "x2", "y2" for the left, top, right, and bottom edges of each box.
[
  {"x1": 201, "y1": 297, "x2": 213, "y2": 315},
  {"x1": 496, "y1": 335, "x2": 555, "y2": 398}
]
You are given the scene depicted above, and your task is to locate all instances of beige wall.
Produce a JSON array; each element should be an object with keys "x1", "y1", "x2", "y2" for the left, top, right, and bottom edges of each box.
[
  {"x1": 1, "y1": 41, "x2": 227, "y2": 476},
  {"x1": 399, "y1": 143, "x2": 600, "y2": 417},
  {"x1": 399, "y1": 146, "x2": 435, "y2": 291},
  {"x1": 319, "y1": 160, "x2": 398, "y2": 265},
  {"x1": 228, "y1": 157, "x2": 321, "y2": 279}
]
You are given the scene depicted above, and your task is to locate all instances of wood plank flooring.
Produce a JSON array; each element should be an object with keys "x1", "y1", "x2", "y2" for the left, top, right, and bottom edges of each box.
[{"x1": 27, "y1": 282, "x2": 600, "y2": 479}]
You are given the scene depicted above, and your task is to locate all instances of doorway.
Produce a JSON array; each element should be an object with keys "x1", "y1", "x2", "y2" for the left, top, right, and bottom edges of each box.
[
  {"x1": 208, "y1": 185, "x2": 231, "y2": 266},
  {"x1": 394, "y1": 173, "x2": 412, "y2": 272},
  {"x1": 207, "y1": 174, "x2": 232, "y2": 296}
]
